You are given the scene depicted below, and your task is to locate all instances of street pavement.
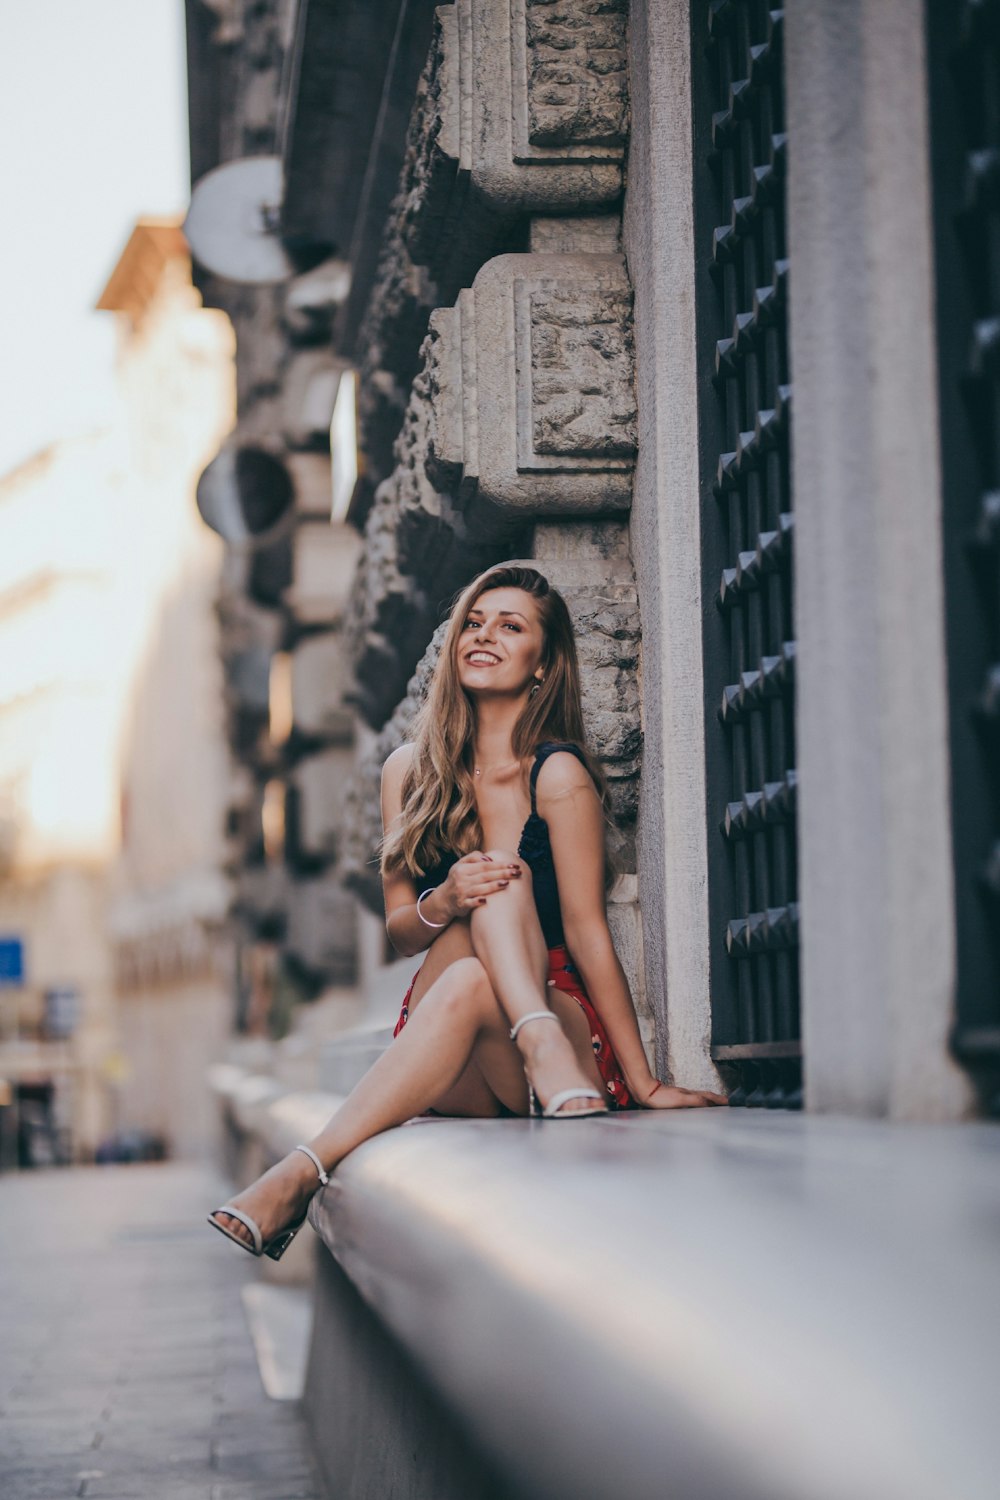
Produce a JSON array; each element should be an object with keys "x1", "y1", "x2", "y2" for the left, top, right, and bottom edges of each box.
[{"x1": 0, "y1": 1160, "x2": 325, "y2": 1500}]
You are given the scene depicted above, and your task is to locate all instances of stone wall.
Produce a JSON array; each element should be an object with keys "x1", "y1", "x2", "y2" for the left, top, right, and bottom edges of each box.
[
  {"x1": 332, "y1": 0, "x2": 645, "y2": 1023},
  {"x1": 185, "y1": 0, "x2": 649, "y2": 1047}
]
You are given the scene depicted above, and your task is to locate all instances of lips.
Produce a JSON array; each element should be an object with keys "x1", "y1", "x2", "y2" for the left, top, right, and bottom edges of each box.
[{"x1": 466, "y1": 651, "x2": 501, "y2": 666}]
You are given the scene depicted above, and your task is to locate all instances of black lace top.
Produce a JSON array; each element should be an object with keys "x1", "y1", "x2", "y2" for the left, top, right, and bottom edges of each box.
[{"x1": 420, "y1": 741, "x2": 592, "y2": 948}]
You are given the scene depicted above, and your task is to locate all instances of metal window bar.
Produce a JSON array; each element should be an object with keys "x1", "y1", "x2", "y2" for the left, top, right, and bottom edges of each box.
[
  {"x1": 695, "y1": 0, "x2": 800, "y2": 1108},
  {"x1": 928, "y1": 0, "x2": 1000, "y2": 1116}
]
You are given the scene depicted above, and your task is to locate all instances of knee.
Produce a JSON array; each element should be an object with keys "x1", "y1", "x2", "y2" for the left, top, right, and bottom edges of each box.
[{"x1": 427, "y1": 957, "x2": 498, "y2": 1022}]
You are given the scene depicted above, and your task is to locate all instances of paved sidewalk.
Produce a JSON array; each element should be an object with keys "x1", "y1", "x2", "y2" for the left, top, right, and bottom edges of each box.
[{"x1": 0, "y1": 1161, "x2": 325, "y2": 1500}]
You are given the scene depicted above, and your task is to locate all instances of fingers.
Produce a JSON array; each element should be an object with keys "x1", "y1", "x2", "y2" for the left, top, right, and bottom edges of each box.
[
  {"x1": 453, "y1": 859, "x2": 522, "y2": 905},
  {"x1": 459, "y1": 852, "x2": 523, "y2": 874},
  {"x1": 687, "y1": 1086, "x2": 727, "y2": 1105},
  {"x1": 466, "y1": 873, "x2": 519, "y2": 891},
  {"x1": 449, "y1": 874, "x2": 520, "y2": 909},
  {"x1": 677, "y1": 1087, "x2": 728, "y2": 1107},
  {"x1": 460, "y1": 883, "x2": 516, "y2": 907},
  {"x1": 457, "y1": 887, "x2": 506, "y2": 905},
  {"x1": 645, "y1": 1083, "x2": 729, "y2": 1109}
]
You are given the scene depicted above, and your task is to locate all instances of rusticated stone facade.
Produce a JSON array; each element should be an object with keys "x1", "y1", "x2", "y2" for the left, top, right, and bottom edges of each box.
[
  {"x1": 346, "y1": 248, "x2": 637, "y2": 724},
  {"x1": 429, "y1": 252, "x2": 636, "y2": 518},
  {"x1": 185, "y1": 0, "x2": 646, "y2": 1046},
  {"x1": 399, "y1": 0, "x2": 627, "y2": 291},
  {"x1": 327, "y1": 0, "x2": 643, "y2": 1021},
  {"x1": 522, "y1": 0, "x2": 628, "y2": 149}
]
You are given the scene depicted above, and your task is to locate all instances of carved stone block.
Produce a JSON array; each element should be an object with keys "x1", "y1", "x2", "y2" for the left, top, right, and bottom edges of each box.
[
  {"x1": 430, "y1": 252, "x2": 635, "y2": 519},
  {"x1": 525, "y1": 549, "x2": 642, "y2": 832},
  {"x1": 400, "y1": 1, "x2": 626, "y2": 282},
  {"x1": 520, "y1": 0, "x2": 629, "y2": 151}
]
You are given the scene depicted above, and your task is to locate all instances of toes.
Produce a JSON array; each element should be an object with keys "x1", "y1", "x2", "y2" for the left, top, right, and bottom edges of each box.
[{"x1": 215, "y1": 1211, "x2": 251, "y2": 1245}]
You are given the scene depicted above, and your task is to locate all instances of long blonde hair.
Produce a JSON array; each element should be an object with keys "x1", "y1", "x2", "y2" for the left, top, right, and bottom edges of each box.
[{"x1": 381, "y1": 565, "x2": 608, "y2": 880}]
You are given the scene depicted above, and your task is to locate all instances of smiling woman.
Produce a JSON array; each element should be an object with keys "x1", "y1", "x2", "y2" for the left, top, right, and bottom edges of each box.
[
  {"x1": 462, "y1": 600, "x2": 546, "y2": 762},
  {"x1": 208, "y1": 564, "x2": 727, "y2": 1261}
]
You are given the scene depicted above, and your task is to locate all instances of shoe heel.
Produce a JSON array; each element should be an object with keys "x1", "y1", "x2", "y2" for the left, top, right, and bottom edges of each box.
[{"x1": 264, "y1": 1214, "x2": 305, "y2": 1261}]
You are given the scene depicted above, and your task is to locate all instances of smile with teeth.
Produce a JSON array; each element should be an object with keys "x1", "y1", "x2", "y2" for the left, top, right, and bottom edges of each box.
[{"x1": 467, "y1": 651, "x2": 501, "y2": 666}]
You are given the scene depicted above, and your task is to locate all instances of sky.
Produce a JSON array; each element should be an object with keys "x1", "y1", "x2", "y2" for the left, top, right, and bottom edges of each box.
[{"x1": 0, "y1": 0, "x2": 189, "y2": 477}]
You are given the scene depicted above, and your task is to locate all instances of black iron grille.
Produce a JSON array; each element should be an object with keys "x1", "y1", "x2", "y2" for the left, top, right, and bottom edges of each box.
[
  {"x1": 929, "y1": 0, "x2": 1000, "y2": 1115},
  {"x1": 695, "y1": 1, "x2": 800, "y2": 1108}
]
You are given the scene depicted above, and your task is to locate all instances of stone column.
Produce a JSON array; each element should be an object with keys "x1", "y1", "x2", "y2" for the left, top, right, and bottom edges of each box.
[
  {"x1": 623, "y1": 0, "x2": 718, "y2": 1090},
  {"x1": 786, "y1": 0, "x2": 974, "y2": 1118}
]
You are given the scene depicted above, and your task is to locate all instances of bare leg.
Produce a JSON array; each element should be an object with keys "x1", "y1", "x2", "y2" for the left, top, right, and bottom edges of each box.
[
  {"x1": 469, "y1": 849, "x2": 606, "y2": 1116},
  {"x1": 404, "y1": 911, "x2": 604, "y2": 1116},
  {"x1": 211, "y1": 956, "x2": 515, "y2": 1249},
  {"x1": 211, "y1": 860, "x2": 607, "y2": 1251}
]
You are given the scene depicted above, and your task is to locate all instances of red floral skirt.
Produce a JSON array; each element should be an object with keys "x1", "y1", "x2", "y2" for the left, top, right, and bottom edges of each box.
[{"x1": 392, "y1": 942, "x2": 633, "y2": 1111}]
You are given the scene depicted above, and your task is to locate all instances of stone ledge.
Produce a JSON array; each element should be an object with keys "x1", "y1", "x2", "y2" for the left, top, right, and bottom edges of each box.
[
  {"x1": 306, "y1": 1110, "x2": 1000, "y2": 1500},
  {"x1": 209, "y1": 1062, "x2": 342, "y2": 1162}
]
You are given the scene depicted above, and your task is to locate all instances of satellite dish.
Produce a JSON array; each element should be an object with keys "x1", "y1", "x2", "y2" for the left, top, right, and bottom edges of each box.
[
  {"x1": 197, "y1": 445, "x2": 295, "y2": 547},
  {"x1": 183, "y1": 156, "x2": 293, "y2": 284}
]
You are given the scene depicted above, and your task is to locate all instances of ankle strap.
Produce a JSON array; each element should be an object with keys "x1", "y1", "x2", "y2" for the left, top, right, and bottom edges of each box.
[
  {"x1": 509, "y1": 1010, "x2": 559, "y2": 1042},
  {"x1": 294, "y1": 1143, "x2": 329, "y2": 1185}
]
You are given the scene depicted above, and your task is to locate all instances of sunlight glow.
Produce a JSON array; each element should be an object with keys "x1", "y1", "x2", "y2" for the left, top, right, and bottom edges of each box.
[{"x1": 330, "y1": 370, "x2": 359, "y2": 522}]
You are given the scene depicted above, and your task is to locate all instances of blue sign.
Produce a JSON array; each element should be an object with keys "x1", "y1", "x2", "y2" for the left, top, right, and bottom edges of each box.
[{"x1": 0, "y1": 938, "x2": 24, "y2": 985}]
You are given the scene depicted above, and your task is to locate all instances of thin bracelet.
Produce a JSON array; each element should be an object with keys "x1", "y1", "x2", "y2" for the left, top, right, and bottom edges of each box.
[{"x1": 416, "y1": 888, "x2": 448, "y2": 928}]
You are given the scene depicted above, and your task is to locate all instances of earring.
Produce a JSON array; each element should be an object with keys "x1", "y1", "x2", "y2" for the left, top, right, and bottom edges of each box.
[{"x1": 530, "y1": 678, "x2": 543, "y2": 698}]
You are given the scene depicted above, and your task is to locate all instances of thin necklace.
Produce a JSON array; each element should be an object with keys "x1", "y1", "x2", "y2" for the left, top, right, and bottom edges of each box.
[{"x1": 473, "y1": 757, "x2": 519, "y2": 778}]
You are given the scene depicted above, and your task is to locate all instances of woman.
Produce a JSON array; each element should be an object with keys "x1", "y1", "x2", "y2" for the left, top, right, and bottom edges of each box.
[{"x1": 209, "y1": 565, "x2": 726, "y2": 1259}]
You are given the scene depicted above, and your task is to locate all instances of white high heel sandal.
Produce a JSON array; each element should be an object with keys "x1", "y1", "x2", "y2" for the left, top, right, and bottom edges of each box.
[
  {"x1": 207, "y1": 1143, "x2": 329, "y2": 1260},
  {"x1": 509, "y1": 1011, "x2": 608, "y2": 1118}
]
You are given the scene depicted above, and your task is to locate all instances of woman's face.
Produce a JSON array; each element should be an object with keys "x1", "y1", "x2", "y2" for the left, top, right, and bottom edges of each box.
[{"x1": 456, "y1": 586, "x2": 545, "y2": 699}]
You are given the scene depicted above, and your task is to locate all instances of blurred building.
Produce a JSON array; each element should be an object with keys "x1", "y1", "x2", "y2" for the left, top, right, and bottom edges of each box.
[
  {"x1": 183, "y1": 0, "x2": 364, "y2": 1074},
  {"x1": 99, "y1": 221, "x2": 237, "y2": 1160},
  {"x1": 0, "y1": 221, "x2": 235, "y2": 1165}
]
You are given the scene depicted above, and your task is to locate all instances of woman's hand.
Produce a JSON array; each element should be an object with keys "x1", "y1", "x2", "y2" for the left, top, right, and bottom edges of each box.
[
  {"x1": 636, "y1": 1079, "x2": 729, "y2": 1109},
  {"x1": 439, "y1": 852, "x2": 521, "y2": 917}
]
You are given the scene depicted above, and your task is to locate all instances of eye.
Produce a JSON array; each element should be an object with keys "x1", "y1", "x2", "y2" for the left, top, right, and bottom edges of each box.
[
  {"x1": 462, "y1": 617, "x2": 481, "y2": 630},
  {"x1": 502, "y1": 622, "x2": 522, "y2": 632}
]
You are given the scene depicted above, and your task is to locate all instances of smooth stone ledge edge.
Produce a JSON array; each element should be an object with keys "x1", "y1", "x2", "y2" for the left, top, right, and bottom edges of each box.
[
  {"x1": 209, "y1": 1062, "x2": 343, "y2": 1159},
  {"x1": 306, "y1": 1109, "x2": 1000, "y2": 1500},
  {"x1": 210, "y1": 1064, "x2": 1000, "y2": 1500}
]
